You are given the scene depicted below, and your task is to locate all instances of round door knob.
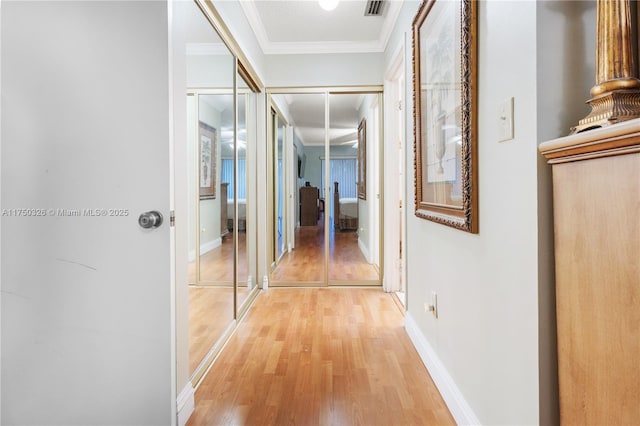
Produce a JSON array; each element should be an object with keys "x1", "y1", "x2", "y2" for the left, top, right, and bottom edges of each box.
[{"x1": 138, "y1": 211, "x2": 163, "y2": 229}]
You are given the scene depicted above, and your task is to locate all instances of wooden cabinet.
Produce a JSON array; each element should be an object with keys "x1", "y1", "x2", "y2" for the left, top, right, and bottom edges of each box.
[
  {"x1": 300, "y1": 186, "x2": 319, "y2": 226},
  {"x1": 540, "y1": 120, "x2": 640, "y2": 425},
  {"x1": 220, "y1": 182, "x2": 229, "y2": 239}
]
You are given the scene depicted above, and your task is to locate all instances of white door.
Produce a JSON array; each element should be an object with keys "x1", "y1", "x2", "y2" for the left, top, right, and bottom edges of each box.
[
  {"x1": 1, "y1": 2, "x2": 173, "y2": 424},
  {"x1": 383, "y1": 47, "x2": 405, "y2": 298}
]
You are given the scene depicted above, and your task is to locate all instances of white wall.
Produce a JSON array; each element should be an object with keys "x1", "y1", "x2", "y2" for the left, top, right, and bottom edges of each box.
[
  {"x1": 211, "y1": 0, "x2": 267, "y2": 86},
  {"x1": 387, "y1": 1, "x2": 596, "y2": 424},
  {"x1": 356, "y1": 94, "x2": 380, "y2": 265},
  {"x1": 404, "y1": 2, "x2": 540, "y2": 421},
  {"x1": 384, "y1": 0, "x2": 419, "y2": 70},
  {"x1": 187, "y1": 55, "x2": 235, "y2": 88},
  {"x1": 265, "y1": 53, "x2": 384, "y2": 87},
  {"x1": 196, "y1": 99, "x2": 223, "y2": 251}
]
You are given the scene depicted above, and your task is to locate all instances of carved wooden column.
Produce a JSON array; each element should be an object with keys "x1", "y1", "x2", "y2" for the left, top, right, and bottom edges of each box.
[{"x1": 572, "y1": 0, "x2": 640, "y2": 133}]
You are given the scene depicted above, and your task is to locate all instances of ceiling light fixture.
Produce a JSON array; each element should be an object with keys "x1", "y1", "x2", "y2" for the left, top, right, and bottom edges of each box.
[{"x1": 319, "y1": 0, "x2": 339, "y2": 11}]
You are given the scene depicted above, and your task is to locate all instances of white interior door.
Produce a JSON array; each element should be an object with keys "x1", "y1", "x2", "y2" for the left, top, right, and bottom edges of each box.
[
  {"x1": 1, "y1": 2, "x2": 173, "y2": 424},
  {"x1": 383, "y1": 47, "x2": 405, "y2": 297}
]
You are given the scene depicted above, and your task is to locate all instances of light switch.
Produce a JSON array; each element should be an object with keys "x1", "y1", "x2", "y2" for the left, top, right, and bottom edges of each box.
[{"x1": 498, "y1": 97, "x2": 514, "y2": 142}]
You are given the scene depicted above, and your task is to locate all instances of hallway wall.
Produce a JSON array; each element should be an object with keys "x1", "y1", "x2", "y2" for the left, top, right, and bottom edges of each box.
[
  {"x1": 386, "y1": 0, "x2": 596, "y2": 424},
  {"x1": 265, "y1": 53, "x2": 384, "y2": 87}
]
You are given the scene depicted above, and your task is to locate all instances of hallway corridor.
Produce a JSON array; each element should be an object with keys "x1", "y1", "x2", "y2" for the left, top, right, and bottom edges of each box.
[{"x1": 187, "y1": 288, "x2": 454, "y2": 425}]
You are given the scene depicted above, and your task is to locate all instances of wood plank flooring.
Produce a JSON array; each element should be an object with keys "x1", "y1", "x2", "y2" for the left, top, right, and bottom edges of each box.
[
  {"x1": 328, "y1": 229, "x2": 379, "y2": 282},
  {"x1": 189, "y1": 286, "x2": 234, "y2": 374},
  {"x1": 271, "y1": 218, "x2": 379, "y2": 283},
  {"x1": 187, "y1": 288, "x2": 455, "y2": 426},
  {"x1": 189, "y1": 231, "x2": 249, "y2": 285},
  {"x1": 189, "y1": 285, "x2": 253, "y2": 375}
]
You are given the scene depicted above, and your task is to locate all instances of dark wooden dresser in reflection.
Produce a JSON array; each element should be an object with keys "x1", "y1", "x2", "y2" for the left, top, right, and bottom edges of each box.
[
  {"x1": 220, "y1": 182, "x2": 229, "y2": 239},
  {"x1": 300, "y1": 186, "x2": 319, "y2": 226}
]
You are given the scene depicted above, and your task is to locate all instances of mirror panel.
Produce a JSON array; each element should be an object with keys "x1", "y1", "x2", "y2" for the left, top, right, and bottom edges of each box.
[
  {"x1": 198, "y1": 93, "x2": 234, "y2": 284},
  {"x1": 183, "y1": 0, "x2": 235, "y2": 379},
  {"x1": 328, "y1": 93, "x2": 380, "y2": 284},
  {"x1": 276, "y1": 116, "x2": 285, "y2": 260},
  {"x1": 270, "y1": 93, "x2": 326, "y2": 284},
  {"x1": 236, "y1": 74, "x2": 256, "y2": 310}
]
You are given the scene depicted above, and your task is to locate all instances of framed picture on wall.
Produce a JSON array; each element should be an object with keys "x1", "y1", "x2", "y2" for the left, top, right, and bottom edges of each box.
[
  {"x1": 357, "y1": 118, "x2": 366, "y2": 200},
  {"x1": 199, "y1": 121, "x2": 217, "y2": 199},
  {"x1": 412, "y1": 0, "x2": 478, "y2": 233}
]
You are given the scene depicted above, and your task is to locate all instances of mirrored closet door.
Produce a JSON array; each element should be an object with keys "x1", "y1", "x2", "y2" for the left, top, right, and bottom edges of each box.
[
  {"x1": 182, "y1": 0, "x2": 259, "y2": 384},
  {"x1": 184, "y1": 0, "x2": 235, "y2": 381},
  {"x1": 269, "y1": 94, "x2": 327, "y2": 285},
  {"x1": 235, "y1": 73, "x2": 257, "y2": 312},
  {"x1": 267, "y1": 90, "x2": 381, "y2": 286},
  {"x1": 328, "y1": 93, "x2": 381, "y2": 285}
]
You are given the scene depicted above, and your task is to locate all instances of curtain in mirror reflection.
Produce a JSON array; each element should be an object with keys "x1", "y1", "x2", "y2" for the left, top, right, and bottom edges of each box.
[{"x1": 221, "y1": 159, "x2": 247, "y2": 198}]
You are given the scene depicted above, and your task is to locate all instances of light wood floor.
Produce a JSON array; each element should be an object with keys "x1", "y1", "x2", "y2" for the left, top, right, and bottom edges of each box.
[
  {"x1": 189, "y1": 286, "x2": 234, "y2": 375},
  {"x1": 189, "y1": 232, "x2": 249, "y2": 285},
  {"x1": 187, "y1": 288, "x2": 455, "y2": 426},
  {"x1": 189, "y1": 285, "x2": 253, "y2": 375},
  {"x1": 271, "y1": 217, "x2": 379, "y2": 283}
]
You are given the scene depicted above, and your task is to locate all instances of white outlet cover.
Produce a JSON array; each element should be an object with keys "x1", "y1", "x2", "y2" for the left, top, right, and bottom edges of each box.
[{"x1": 498, "y1": 97, "x2": 514, "y2": 142}]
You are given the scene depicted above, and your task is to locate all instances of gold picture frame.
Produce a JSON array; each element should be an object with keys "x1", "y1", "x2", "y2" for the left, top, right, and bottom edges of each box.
[
  {"x1": 357, "y1": 118, "x2": 366, "y2": 200},
  {"x1": 199, "y1": 121, "x2": 217, "y2": 199},
  {"x1": 412, "y1": 0, "x2": 478, "y2": 233}
]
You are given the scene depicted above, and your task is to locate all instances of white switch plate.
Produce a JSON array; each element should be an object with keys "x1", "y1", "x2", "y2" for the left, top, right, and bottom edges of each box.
[
  {"x1": 498, "y1": 97, "x2": 514, "y2": 142},
  {"x1": 431, "y1": 292, "x2": 438, "y2": 319}
]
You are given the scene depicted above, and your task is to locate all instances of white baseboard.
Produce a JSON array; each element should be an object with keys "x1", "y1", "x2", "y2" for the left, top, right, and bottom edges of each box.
[
  {"x1": 262, "y1": 275, "x2": 269, "y2": 290},
  {"x1": 404, "y1": 312, "x2": 481, "y2": 426},
  {"x1": 201, "y1": 238, "x2": 221, "y2": 255},
  {"x1": 358, "y1": 237, "x2": 371, "y2": 264},
  {"x1": 176, "y1": 383, "x2": 195, "y2": 426},
  {"x1": 188, "y1": 237, "x2": 222, "y2": 262}
]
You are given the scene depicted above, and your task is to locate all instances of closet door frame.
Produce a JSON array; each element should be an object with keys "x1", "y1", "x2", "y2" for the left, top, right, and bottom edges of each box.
[{"x1": 266, "y1": 86, "x2": 384, "y2": 287}]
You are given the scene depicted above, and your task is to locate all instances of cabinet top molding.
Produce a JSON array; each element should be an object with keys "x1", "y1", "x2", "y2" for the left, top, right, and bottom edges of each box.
[{"x1": 540, "y1": 118, "x2": 640, "y2": 164}]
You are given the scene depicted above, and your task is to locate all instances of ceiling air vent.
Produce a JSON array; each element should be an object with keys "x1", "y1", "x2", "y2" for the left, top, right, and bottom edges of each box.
[{"x1": 365, "y1": 0, "x2": 384, "y2": 16}]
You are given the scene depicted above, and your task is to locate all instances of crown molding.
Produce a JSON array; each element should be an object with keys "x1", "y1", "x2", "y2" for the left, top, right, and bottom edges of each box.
[
  {"x1": 263, "y1": 40, "x2": 387, "y2": 55},
  {"x1": 239, "y1": 0, "x2": 404, "y2": 55}
]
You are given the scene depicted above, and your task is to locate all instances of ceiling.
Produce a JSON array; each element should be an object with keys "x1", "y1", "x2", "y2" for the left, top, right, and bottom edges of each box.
[{"x1": 239, "y1": 0, "x2": 403, "y2": 54}]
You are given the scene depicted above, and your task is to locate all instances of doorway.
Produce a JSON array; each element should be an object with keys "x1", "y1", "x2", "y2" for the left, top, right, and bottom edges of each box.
[
  {"x1": 267, "y1": 88, "x2": 383, "y2": 287},
  {"x1": 383, "y1": 47, "x2": 407, "y2": 306}
]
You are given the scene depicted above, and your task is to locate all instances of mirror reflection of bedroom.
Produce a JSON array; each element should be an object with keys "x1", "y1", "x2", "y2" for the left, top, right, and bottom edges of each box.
[{"x1": 269, "y1": 91, "x2": 381, "y2": 286}]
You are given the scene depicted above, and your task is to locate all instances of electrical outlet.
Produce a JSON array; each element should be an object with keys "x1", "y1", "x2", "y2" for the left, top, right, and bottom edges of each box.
[{"x1": 424, "y1": 292, "x2": 438, "y2": 319}]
